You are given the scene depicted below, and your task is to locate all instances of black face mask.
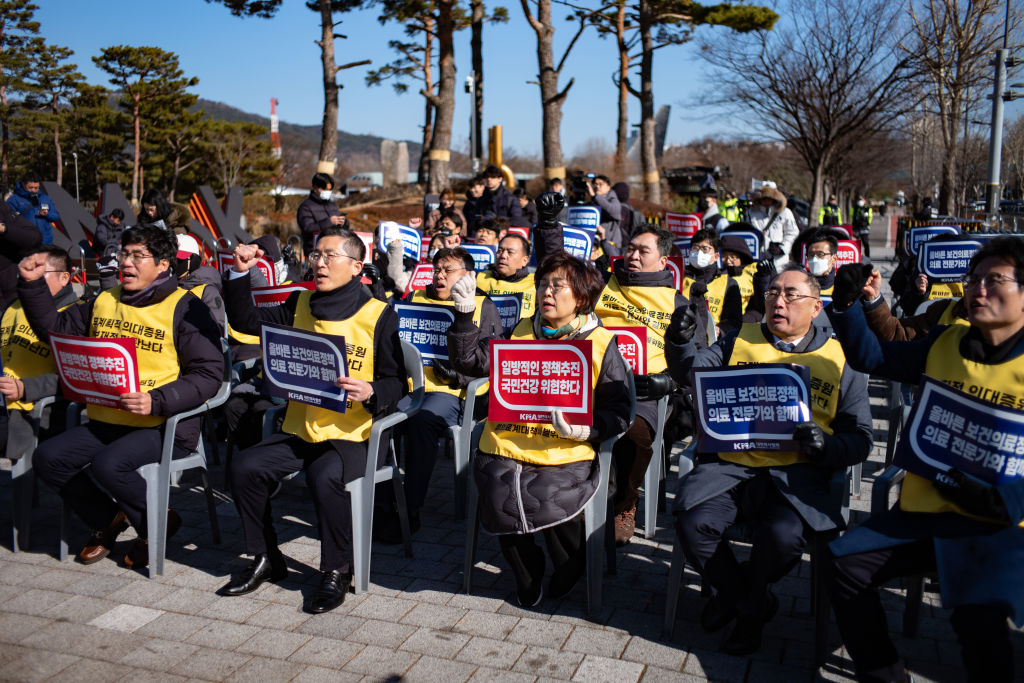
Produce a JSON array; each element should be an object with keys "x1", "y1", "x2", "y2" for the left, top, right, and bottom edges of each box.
[
  {"x1": 726, "y1": 264, "x2": 744, "y2": 277},
  {"x1": 696, "y1": 199, "x2": 709, "y2": 213}
]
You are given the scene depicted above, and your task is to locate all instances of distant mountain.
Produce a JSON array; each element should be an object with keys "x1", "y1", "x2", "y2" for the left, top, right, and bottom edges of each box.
[{"x1": 193, "y1": 98, "x2": 422, "y2": 168}]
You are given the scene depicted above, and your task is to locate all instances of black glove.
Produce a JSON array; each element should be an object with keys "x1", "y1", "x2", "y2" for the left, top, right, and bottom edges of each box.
[
  {"x1": 832, "y1": 263, "x2": 874, "y2": 311},
  {"x1": 768, "y1": 242, "x2": 784, "y2": 258},
  {"x1": 97, "y1": 254, "x2": 118, "y2": 277},
  {"x1": 688, "y1": 280, "x2": 708, "y2": 298},
  {"x1": 667, "y1": 302, "x2": 699, "y2": 345},
  {"x1": 535, "y1": 191, "x2": 565, "y2": 228},
  {"x1": 634, "y1": 373, "x2": 677, "y2": 400},
  {"x1": 792, "y1": 421, "x2": 826, "y2": 463},
  {"x1": 361, "y1": 262, "x2": 382, "y2": 285},
  {"x1": 934, "y1": 469, "x2": 1009, "y2": 521},
  {"x1": 755, "y1": 258, "x2": 776, "y2": 279},
  {"x1": 432, "y1": 359, "x2": 459, "y2": 387}
]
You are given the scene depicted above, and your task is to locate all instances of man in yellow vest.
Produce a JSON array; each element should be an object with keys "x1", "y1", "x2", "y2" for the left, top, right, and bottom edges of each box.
[
  {"x1": 666, "y1": 266, "x2": 872, "y2": 655},
  {"x1": 1, "y1": 246, "x2": 79, "y2": 464},
  {"x1": 374, "y1": 247, "x2": 502, "y2": 542},
  {"x1": 595, "y1": 225, "x2": 688, "y2": 543},
  {"x1": 218, "y1": 228, "x2": 408, "y2": 614},
  {"x1": 475, "y1": 232, "x2": 535, "y2": 320},
  {"x1": 827, "y1": 238, "x2": 1024, "y2": 682},
  {"x1": 17, "y1": 226, "x2": 223, "y2": 567},
  {"x1": 682, "y1": 229, "x2": 743, "y2": 334}
]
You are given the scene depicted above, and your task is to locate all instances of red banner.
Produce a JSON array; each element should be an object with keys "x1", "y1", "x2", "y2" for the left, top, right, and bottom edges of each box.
[
  {"x1": 488, "y1": 339, "x2": 593, "y2": 425},
  {"x1": 605, "y1": 326, "x2": 647, "y2": 375},
  {"x1": 354, "y1": 231, "x2": 374, "y2": 264},
  {"x1": 508, "y1": 226, "x2": 530, "y2": 240},
  {"x1": 252, "y1": 281, "x2": 315, "y2": 307},
  {"x1": 217, "y1": 250, "x2": 277, "y2": 285},
  {"x1": 50, "y1": 333, "x2": 140, "y2": 407},
  {"x1": 665, "y1": 212, "x2": 700, "y2": 239},
  {"x1": 419, "y1": 236, "x2": 432, "y2": 262},
  {"x1": 404, "y1": 263, "x2": 435, "y2": 296}
]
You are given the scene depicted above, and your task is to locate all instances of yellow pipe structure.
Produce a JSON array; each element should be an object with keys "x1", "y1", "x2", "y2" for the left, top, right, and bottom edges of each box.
[{"x1": 488, "y1": 125, "x2": 515, "y2": 187}]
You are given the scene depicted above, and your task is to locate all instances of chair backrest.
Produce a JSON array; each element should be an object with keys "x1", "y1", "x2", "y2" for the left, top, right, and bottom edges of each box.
[{"x1": 401, "y1": 339, "x2": 425, "y2": 413}]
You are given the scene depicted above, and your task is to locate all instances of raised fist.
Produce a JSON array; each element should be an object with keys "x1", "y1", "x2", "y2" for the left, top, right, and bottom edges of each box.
[
  {"x1": 233, "y1": 244, "x2": 264, "y2": 273},
  {"x1": 535, "y1": 191, "x2": 565, "y2": 227},
  {"x1": 18, "y1": 252, "x2": 49, "y2": 281}
]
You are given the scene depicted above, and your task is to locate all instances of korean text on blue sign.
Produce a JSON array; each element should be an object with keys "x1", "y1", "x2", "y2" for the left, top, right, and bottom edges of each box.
[
  {"x1": 562, "y1": 226, "x2": 595, "y2": 260},
  {"x1": 393, "y1": 301, "x2": 455, "y2": 366},
  {"x1": 693, "y1": 363, "x2": 812, "y2": 453},
  {"x1": 464, "y1": 244, "x2": 497, "y2": 272},
  {"x1": 907, "y1": 225, "x2": 960, "y2": 256},
  {"x1": 723, "y1": 230, "x2": 761, "y2": 260},
  {"x1": 894, "y1": 376, "x2": 1024, "y2": 487},
  {"x1": 377, "y1": 221, "x2": 423, "y2": 261},
  {"x1": 261, "y1": 323, "x2": 348, "y2": 413},
  {"x1": 918, "y1": 239, "x2": 983, "y2": 282},
  {"x1": 567, "y1": 206, "x2": 600, "y2": 228},
  {"x1": 489, "y1": 294, "x2": 522, "y2": 334}
]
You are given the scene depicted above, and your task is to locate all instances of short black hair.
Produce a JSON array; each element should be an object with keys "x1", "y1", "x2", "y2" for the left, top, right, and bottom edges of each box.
[
  {"x1": 318, "y1": 227, "x2": 365, "y2": 261},
  {"x1": 482, "y1": 165, "x2": 502, "y2": 179},
  {"x1": 548, "y1": 177, "x2": 564, "y2": 189},
  {"x1": 312, "y1": 172, "x2": 334, "y2": 190},
  {"x1": 513, "y1": 187, "x2": 529, "y2": 198},
  {"x1": 470, "y1": 175, "x2": 486, "y2": 187},
  {"x1": 499, "y1": 233, "x2": 531, "y2": 255},
  {"x1": 632, "y1": 225, "x2": 674, "y2": 257},
  {"x1": 440, "y1": 209, "x2": 463, "y2": 230},
  {"x1": 22, "y1": 171, "x2": 41, "y2": 184},
  {"x1": 31, "y1": 245, "x2": 70, "y2": 273},
  {"x1": 806, "y1": 230, "x2": 839, "y2": 254},
  {"x1": 476, "y1": 218, "x2": 500, "y2": 236},
  {"x1": 121, "y1": 225, "x2": 177, "y2": 263},
  {"x1": 595, "y1": 174, "x2": 610, "y2": 186},
  {"x1": 969, "y1": 236, "x2": 1024, "y2": 284},
  {"x1": 691, "y1": 228, "x2": 719, "y2": 251},
  {"x1": 433, "y1": 246, "x2": 475, "y2": 272},
  {"x1": 110, "y1": 208, "x2": 125, "y2": 220}
]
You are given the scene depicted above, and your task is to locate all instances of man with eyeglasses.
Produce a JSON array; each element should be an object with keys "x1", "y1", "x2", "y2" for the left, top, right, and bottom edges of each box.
[
  {"x1": 682, "y1": 229, "x2": 743, "y2": 334},
  {"x1": 593, "y1": 225, "x2": 689, "y2": 543},
  {"x1": 826, "y1": 236, "x2": 1024, "y2": 682},
  {"x1": 1, "y1": 246, "x2": 81, "y2": 475},
  {"x1": 374, "y1": 247, "x2": 503, "y2": 543},
  {"x1": 476, "y1": 233, "x2": 536, "y2": 320},
  {"x1": 666, "y1": 265, "x2": 872, "y2": 656},
  {"x1": 218, "y1": 227, "x2": 408, "y2": 614},
  {"x1": 16, "y1": 226, "x2": 224, "y2": 567}
]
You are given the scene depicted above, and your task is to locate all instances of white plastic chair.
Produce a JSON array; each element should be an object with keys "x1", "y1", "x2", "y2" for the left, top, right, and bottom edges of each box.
[
  {"x1": 638, "y1": 394, "x2": 670, "y2": 539},
  {"x1": 9, "y1": 395, "x2": 55, "y2": 552},
  {"x1": 449, "y1": 376, "x2": 489, "y2": 519}
]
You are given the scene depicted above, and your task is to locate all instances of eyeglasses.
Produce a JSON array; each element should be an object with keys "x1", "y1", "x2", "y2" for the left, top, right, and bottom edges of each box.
[
  {"x1": 537, "y1": 279, "x2": 571, "y2": 294},
  {"x1": 962, "y1": 273, "x2": 1020, "y2": 290},
  {"x1": 433, "y1": 266, "x2": 466, "y2": 277},
  {"x1": 309, "y1": 251, "x2": 357, "y2": 265},
  {"x1": 690, "y1": 244, "x2": 716, "y2": 255},
  {"x1": 764, "y1": 288, "x2": 818, "y2": 303},
  {"x1": 807, "y1": 251, "x2": 834, "y2": 259},
  {"x1": 116, "y1": 250, "x2": 154, "y2": 264}
]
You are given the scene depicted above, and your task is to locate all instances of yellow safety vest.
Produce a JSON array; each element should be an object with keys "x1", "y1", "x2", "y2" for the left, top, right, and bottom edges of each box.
[
  {"x1": 479, "y1": 319, "x2": 615, "y2": 466},
  {"x1": 683, "y1": 274, "x2": 730, "y2": 324},
  {"x1": 409, "y1": 290, "x2": 487, "y2": 398},
  {"x1": 936, "y1": 299, "x2": 966, "y2": 326},
  {"x1": 900, "y1": 325, "x2": 1024, "y2": 526},
  {"x1": 1, "y1": 299, "x2": 79, "y2": 411},
  {"x1": 721, "y1": 323, "x2": 845, "y2": 467},
  {"x1": 281, "y1": 291, "x2": 386, "y2": 443},
  {"x1": 594, "y1": 275, "x2": 677, "y2": 373},
  {"x1": 476, "y1": 270, "x2": 535, "y2": 319},
  {"x1": 929, "y1": 282, "x2": 964, "y2": 300},
  {"x1": 87, "y1": 285, "x2": 187, "y2": 428},
  {"x1": 732, "y1": 266, "x2": 755, "y2": 311}
]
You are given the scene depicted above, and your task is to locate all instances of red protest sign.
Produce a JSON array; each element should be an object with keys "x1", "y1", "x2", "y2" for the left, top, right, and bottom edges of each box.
[
  {"x1": 50, "y1": 333, "x2": 140, "y2": 407},
  {"x1": 488, "y1": 339, "x2": 593, "y2": 425},
  {"x1": 801, "y1": 240, "x2": 862, "y2": 267},
  {"x1": 252, "y1": 281, "x2": 315, "y2": 307},
  {"x1": 606, "y1": 326, "x2": 647, "y2": 375},
  {"x1": 610, "y1": 255, "x2": 683, "y2": 290},
  {"x1": 217, "y1": 250, "x2": 277, "y2": 285},
  {"x1": 419, "y1": 236, "x2": 432, "y2": 262},
  {"x1": 404, "y1": 263, "x2": 435, "y2": 296},
  {"x1": 833, "y1": 224, "x2": 853, "y2": 238},
  {"x1": 354, "y1": 231, "x2": 374, "y2": 264},
  {"x1": 665, "y1": 212, "x2": 700, "y2": 239},
  {"x1": 508, "y1": 226, "x2": 530, "y2": 240}
]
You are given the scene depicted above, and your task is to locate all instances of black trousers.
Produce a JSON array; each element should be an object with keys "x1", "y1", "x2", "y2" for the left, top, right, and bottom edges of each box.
[
  {"x1": 612, "y1": 417, "x2": 654, "y2": 515},
  {"x1": 498, "y1": 517, "x2": 585, "y2": 597},
  {"x1": 829, "y1": 538, "x2": 1013, "y2": 683},
  {"x1": 34, "y1": 421, "x2": 186, "y2": 534},
  {"x1": 231, "y1": 433, "x2": 382, "y2": 572},
  {"x1": 396, "y1": 392, "x2": 461, "y2": 512},
  {"x1": 675, "y1": 472, "x2": 810, "y2": 617}
]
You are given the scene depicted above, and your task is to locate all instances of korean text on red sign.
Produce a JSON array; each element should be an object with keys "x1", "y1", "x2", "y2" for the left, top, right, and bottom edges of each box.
[
  {"x1": 488, "y1": 339, "x2": 593, "y2": 425},
  {"x1": 605, "y1": 326, "x2": 647, "y2": 375},
  {"x1": 50, "y1": 333, "x2": 140, "y2": 407}
]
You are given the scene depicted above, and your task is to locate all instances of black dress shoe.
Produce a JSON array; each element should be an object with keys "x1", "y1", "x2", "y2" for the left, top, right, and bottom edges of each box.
[
  {"x1": 719, "y1": 589, "x2": 778, "y2": 655},
  {"x1": 700, "y1": 594, "x2": 737, "y2": 632},
  {"x1": 306, "y1": 569, "x2": 352, "y2": 614},
  {"x1": 218, "y1": 552, "x2": 287, "y2": 596}
]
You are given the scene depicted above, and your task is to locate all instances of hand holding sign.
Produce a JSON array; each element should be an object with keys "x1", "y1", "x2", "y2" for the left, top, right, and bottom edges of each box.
[
  {"x1": 551, "y1": 409, "x2": 590, "y2": 441},
  {"x1": 0, "y1": 376, "x2": 23, "y2": 400},
  {"x1": 233, "y1": 243, "x2": 264, "y2": 273},
  {"x1": 336, "y1": 376, "x2": 373, "y2": 402},
  {"x1": 119, "y1": 391, "x2": 152, "y2": 415},
  {"x1": 934, "y1": 469, "x2": 1009, "y2": 522}
]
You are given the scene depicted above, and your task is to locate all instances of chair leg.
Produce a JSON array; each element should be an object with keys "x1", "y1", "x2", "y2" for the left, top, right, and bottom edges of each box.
[
  {"x1": 662, "y1": 541, "x2": 686, "y2": 639},
  {"x1": 584, "y1": 499, "x2": 607, "y2": 617},
  {"x1": 903, "y1": 574, "x2": 924, "y2": 637},
  {"x1": 145, "y1": 466, "x2": 170, "y2": 578},
  {"x1": 604, "y1": 499, "x2": 616, "y2": 576},
  {"x1": 851, "y1": 462, "x2": 863, "y2": 497},
  {"x1": 205, "y1": 416, "x2": 221, "y2": 467},
  {"x1": 200, "y1": 468, "x2": 221, "y2": 545},
  {"x1": 391, "y1": 468, "x2": 413, "y2": 559},
  {"x1": 349, "y1": 476, "x2": 374, "y2": 594},
  {"x1": 642, "y1": 445, "x2": 661, "y2": 539},
  {"x1": 450, "y1": 427, "x2": 468, "y2": 521},
  {"x1": 11, "y1": 458, "x2": 33, "y2": 552},
  {"x1": 463, "y1": 475, "x2": 479, "y2": 594}
]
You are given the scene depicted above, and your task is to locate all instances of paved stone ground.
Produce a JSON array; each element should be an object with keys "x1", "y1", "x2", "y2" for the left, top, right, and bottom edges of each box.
[{"x1": 0, "y1": 236, "x2": 1021, "y2": 682}]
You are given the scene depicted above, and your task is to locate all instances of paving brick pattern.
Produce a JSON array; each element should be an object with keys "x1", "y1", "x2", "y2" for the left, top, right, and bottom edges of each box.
[{"x1": 1, "y1": 249, "x2": 1022, "y2": 681}]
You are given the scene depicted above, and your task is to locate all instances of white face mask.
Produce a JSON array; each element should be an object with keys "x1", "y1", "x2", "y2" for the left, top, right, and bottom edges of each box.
[
  {"x1": 689, "y1": 250, "x2": 713, "y2": 269},
  {"x1": 428, "y1": 248, "x2": 439, "y2": 261},
  {"x1": 808, "y1": 256, "x2": 832, "y2": 277},
  {"x1": 857, "y1": 200, "x2": 865, "y2": 207},
  {"x1": 319, "y1": 190, "x2": 333, "y2": 201}
]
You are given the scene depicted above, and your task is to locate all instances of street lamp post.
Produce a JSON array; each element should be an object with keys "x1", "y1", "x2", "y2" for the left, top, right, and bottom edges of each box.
[{"x1": 72, "y1": 152, "x2": 79, "y2": 203}]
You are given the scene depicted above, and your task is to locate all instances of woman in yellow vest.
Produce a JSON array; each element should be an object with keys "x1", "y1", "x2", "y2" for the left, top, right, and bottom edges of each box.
[
  {"x1": 448, "y1": 250, "x2": 633, "y2": 607},
  {"x1": 827, "y1": 238, "x2": 1024, "y2": 682},
  {"x1": 17, "y1": 226, "x2": 223, "y2": 568},
  {"x1": 217, "y1": 229, "x2": 408, "y2": 615},
  {"x1": 666, "y1": 266, "x2": 873, "y2": 656}
]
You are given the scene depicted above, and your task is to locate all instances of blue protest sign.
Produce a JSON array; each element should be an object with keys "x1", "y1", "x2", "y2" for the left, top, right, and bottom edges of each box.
[
  {"x1": 693, "y1": 364, "x2": 812, "y2": 452},
  {"x1": 562, "y1": 226, "x2": 595, "y2": 260},
  {"x1": 673, "y1": 238, "x2": 692, "y2": 254},
  {"x1": 261, "y1": 323, "x2": 347, "y2": 412},
  {"x1": 819, "y1": 292, "x2": 833, "y2": 307},
  {"x1": 377, "y1": 221, "x2": 423, "y2": 261},
  {"x1": 918, "y1": 239, "x2": 983, "y2": 282},
  {"x1": 567, "y1": 206, "x2": 601, "y2": 228},
  {"x1": 463, "y1": 244, "x2": 497, "y2": 272},
  {"x1": 894, "y1": 376, "x2": 1024, "y2": 487},
  {"x1": 393, "y1": 301, "x2": 455, "y2": 366},
  {"x1": 907, "y1": 225, "x2": 959, "y2": 256},
  {"x1": 489, "y1": 294, "x2": 523, "y2": 333},
  {"x1": 723, "y1": 229, "x2": 761, "y2": 260}
]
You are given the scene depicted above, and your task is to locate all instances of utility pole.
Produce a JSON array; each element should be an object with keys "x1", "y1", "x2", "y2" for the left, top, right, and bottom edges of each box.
[{"x1": 984, "y1": 0, "x2": 1022, "y2": 217}]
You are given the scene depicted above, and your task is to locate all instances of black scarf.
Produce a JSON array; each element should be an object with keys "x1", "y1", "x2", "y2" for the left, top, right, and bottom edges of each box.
[{"x1": 120, "y1": 269, "x2": 175, "y2": 307}]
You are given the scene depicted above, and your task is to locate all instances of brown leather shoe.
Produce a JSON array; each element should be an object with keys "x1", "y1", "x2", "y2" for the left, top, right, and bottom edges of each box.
[
  {"x1": 613, "y1": 507, "x2": 636, "y2": 546},
  {"x1": 124, "y1": 510, "x2": 183, "y2": 569},
  {"x1": 78, "y1": 511, "x2": 129, "y2": 564}
]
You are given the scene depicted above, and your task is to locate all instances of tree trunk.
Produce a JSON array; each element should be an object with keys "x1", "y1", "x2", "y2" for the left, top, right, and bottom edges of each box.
[
  {"x1": 317, "y1": 0, "x2": 339, "y2": 176},
  {"x1": 810, "y1": 158, "x2": 826, "y2": 227},
  {"x1": 53, "y1": 120, "x2": 62, "y2": 186},
  {"x1": 132, "y1": 96, "x2": 141, "y2": 203},
  {"x1": 427, "y1": 0, "x2": 455, "y2": 194},
  {"x1": 471, "y1": 0, "x2": 484, "y2": 163},
  {"x1": 613, "y1": 0, "x2": 628, "y2": 180},
  {"x1": 0, "y1": 82, "x2": 8, "y2": 194},
  {"x1": 525, "y1": 0, "x2": 566, "y2": 181},
  {"x1": 638, "y1": 4, "x2": 659, "y2": 203},
  {"x1": 418, "y1": 18, "x2": 434, "y2": 184}
]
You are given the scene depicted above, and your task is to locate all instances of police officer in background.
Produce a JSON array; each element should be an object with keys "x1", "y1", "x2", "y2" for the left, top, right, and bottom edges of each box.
[
  {"x1": 851, "y1": 195, "x2": 873, "y2": 258},
  {"x1": 218, "y1": 227, "x2": 407, "y2": 614},
  {"x1": 17, "y1": 226, "x2": 223, "y2": 568},
  {"x1": 819, "y1": 195, "x2": 842, "y2": 227},
  {"x1": 666, "y1": 266, "x2": 872, "y2": 655}
]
